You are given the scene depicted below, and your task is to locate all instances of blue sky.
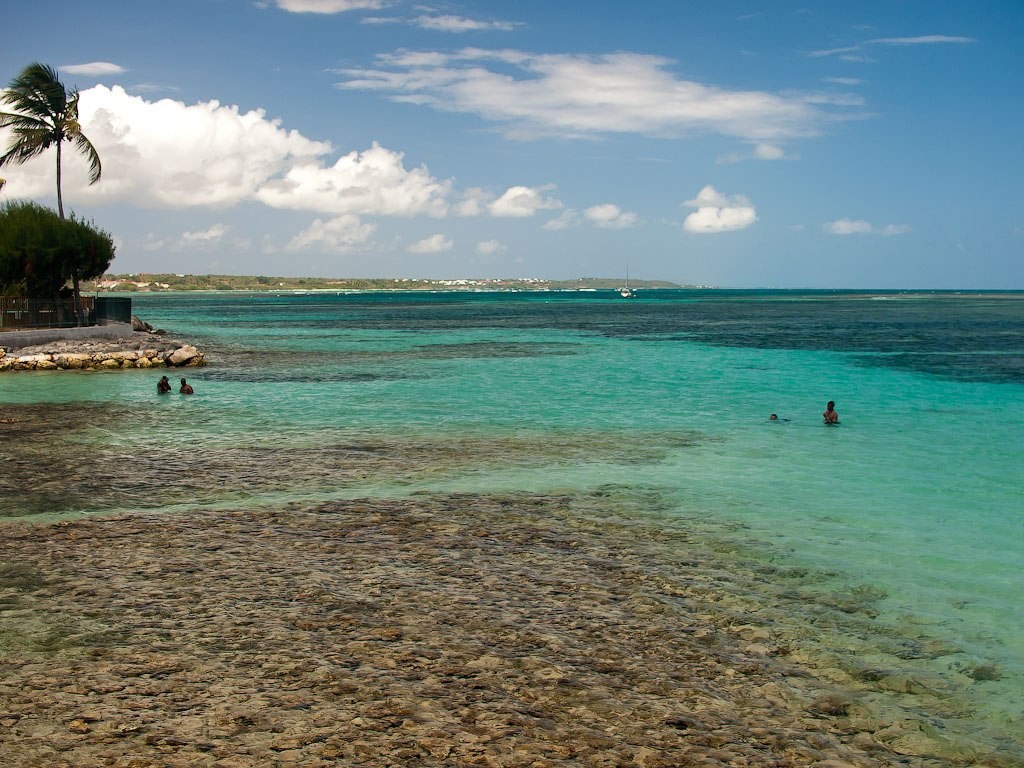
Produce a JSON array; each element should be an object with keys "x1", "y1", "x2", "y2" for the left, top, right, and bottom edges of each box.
[{"x1": 1, "y1": 0, "x2": 1021, "y2": 288}]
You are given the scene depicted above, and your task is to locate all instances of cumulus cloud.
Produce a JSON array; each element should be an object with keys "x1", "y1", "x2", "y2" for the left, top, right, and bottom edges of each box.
[
  {"x1": 824, "y1": 218, "x2": 910, "y2": 235},
  {"x1": 408, "y1": 233, "x2": 453, "y2": 253},
  {"x1": 181, "y1": 224, "x2": 229, "y2": 244},
  {"x1": 454, "y1": 187, "x2": 493, "y2": 217},
  {"x1": 583, "y1": 203, "x2": 637, "y2": 229},
  {"x1": 288, "y1": 215, "x2": 376, "y2": 251},
  {"x1": 61, "y1": 62, "x2": 127, "y2": 76},
  {"x1": 475, "y1": 239, "x2": 505, "y2": 255},
  {"x1": 257, "y1": 142, "x2": 452, "y2": 216},
  {"x1": 542, "y1": 210, "x2": 580, "y2": 231},
  {"x1": 414, "y1": 15, "x2": 520, "y2": 33},
  {"x1": 273, "y1": 0, "x2": 384, "y2": 13},
  {"x1": 489, "y1": 185, "x2": 562, "y2": 217},
  {"x1": 336, "y1": 49, "x2": 847, "y2": 141},
  {"x1": 0, "y1": 84, "x2": 460, "y2": 221},
  {"x1": 683, "y1": 185, "x2": 757, "y2": 234},
  {"x1": 0, "y1": 84, "x2": 331, "y2": 208}
]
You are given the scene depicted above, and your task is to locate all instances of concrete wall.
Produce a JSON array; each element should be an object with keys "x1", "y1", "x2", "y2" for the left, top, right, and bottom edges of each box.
[{"x1": 0, "y1": 322, "x2": 134, "y2": 351}]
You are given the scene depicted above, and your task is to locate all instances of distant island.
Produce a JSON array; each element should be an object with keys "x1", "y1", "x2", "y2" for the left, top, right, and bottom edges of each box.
[{"x1": 84, "y1": 274, "x2": 690, "y2": 292}]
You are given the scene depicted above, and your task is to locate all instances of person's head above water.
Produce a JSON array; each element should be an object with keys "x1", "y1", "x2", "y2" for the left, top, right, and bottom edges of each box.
[{"x1": 769, "y1": 414, "x2": 778, "y2": 420}]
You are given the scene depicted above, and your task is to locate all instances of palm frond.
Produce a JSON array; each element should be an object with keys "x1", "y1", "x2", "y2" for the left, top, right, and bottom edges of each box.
[
  {"x1": 72, "y1": 132, "x2": 102, "y2": 184},
  {"x1": 1, "y1": 61, "x2": 104, "y2": 199}
]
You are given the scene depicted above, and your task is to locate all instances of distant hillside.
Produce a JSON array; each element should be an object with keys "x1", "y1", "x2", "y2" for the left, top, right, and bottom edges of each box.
[{"x1": 85, "y1": 274, "x2": 688, "y2": 292}]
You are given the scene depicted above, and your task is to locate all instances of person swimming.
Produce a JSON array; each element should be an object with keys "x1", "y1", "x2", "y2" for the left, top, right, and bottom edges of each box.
[
  {"x1": 157, "y1": 375, "x2": 171, "y2": 394},
  {"x1": 179, "y1": 378, "x2": 194, "y2": 395},
  {"x1": 823, "y1": 400, "x2": 839, "y2": 424}
]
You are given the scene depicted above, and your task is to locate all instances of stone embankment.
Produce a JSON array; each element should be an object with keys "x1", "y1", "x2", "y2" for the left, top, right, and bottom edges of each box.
[{"x1": 0, "y1": 320, "x2": 205, "y2": 372}]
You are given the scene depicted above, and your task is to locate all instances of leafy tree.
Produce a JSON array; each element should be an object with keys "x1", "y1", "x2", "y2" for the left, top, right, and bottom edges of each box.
[
  {"x1": 0, "y1": 62, "x2": 102, "y2": 219},
  {"x1": 60, "y1": 213, "x2": 115, "y2": 322},
  {"x1": 0, "y1": 201, "x2": 114, "y2": 323}
]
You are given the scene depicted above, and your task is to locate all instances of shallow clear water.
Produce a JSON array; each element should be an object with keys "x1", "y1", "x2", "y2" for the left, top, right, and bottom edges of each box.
[{"x1": 2, "y1": 289, "x2": 1023, "y2": 756}]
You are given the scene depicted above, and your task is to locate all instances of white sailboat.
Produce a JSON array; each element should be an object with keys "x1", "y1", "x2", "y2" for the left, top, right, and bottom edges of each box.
[{"x1": 619, "y1": 265, "x2": 635, "y2": 298}]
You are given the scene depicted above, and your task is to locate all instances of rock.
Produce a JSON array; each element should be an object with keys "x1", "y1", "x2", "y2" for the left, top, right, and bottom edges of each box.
[
  {"x1": 0, "y1": 335, "x2": 205, "y2": 373},
  {"x1": 18, "y1": 353, "x2": 52, "y2": 365},
  {"x1": 168, "y1": 345, "x2": 201, "y2": 366},
  {"x1": 131, "y1": 315, "x2": 154, "y2": 332}
]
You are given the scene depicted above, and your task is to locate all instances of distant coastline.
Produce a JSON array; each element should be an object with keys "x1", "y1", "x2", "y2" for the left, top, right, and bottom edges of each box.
[{"x1": 84, "y1": 273, "x2": 691, "y2": 293}]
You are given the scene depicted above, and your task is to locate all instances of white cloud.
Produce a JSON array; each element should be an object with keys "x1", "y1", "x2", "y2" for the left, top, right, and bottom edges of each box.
[
  {"x1": 808, "y1": 46, "x2": 863, "y2": 59},
  {"x1": 414, "y1": 15, "x2": 520, "y2": 33},
  {"x1": 489, "y1": 185, "x2": 562, "y2": 218},
  {"x1": 142, "y1": 234, "x2": 168, "y2": 252},
  {"x1": 825, "y1": 218, "x2": 873, "y2": 235},
  {"x1": 824, "y1": 77, "x2": 863, "y2": 85},
  {"x1": 879, "y1": 224, "x2": 911, "y2": 236},
  {"x1": 824, "y1": 218, "x2": 910, "y2": 235},
  {"x1": 288, "y1": 215, "x2": 376, "y2": 251},
  {"x1": 475, "y1": 239, "x2": 505, "y2": 255},
  {"x1": 0, "y1": 85, "x2": 331, "y2": 208},
  {"x1": 181, "y1": 224, "x2": 229, "y2": 244},
  {"x1": 754, "y1": 143, "x2": 785, "y2": 160},
  {"x1": 257, "y1": 142, "x2": 452, "y2": 216},
  {"x1": 542, "y1": 210, "x2": 580, "y2": 230},
  {"x1": 718, "y1": 142, "x2": 787, "y2": 164},
  {"x1": 868, "y1": 35, "x2": 975, "y2": 46},
  {"x1": 455, "y1": 187, "x2": 493, "y2": 216},
  {"x1": 583, "y1": 203, "x2": 637, "y2": 229},
  {"x1": 407, "y1": 233, "x2": 453, "y2": 253},
  {"x1": 810, "y1": 35, "x2": 975, "y2": 60},
  {"x1": 337, "y1": 49, "x2": 846, "y2": 141},
  {"x1": 274, "y1": 0, "x2": 384, "y2": 13},
  {"x1": 61, "y1": 62, "x2": 127, "y2": 76},
  {"x1": 683, "y1": 185, "x2": 757, "y2": 234}
]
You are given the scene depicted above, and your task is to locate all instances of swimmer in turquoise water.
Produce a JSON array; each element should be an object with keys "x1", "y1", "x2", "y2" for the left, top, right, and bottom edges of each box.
[{"x1": 823, "y1": 400, "x2": 839, "y2": 424}]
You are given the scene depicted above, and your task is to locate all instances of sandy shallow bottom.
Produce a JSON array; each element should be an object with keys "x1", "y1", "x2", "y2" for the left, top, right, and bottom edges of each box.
[{"x1": 0, "y1": 494, "x2": 987, "y2": 768}]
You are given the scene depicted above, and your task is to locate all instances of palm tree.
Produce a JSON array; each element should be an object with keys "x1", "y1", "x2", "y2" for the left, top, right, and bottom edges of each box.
[{"x1": 0, "y1": 62, "x2": 102, "y2": 219}]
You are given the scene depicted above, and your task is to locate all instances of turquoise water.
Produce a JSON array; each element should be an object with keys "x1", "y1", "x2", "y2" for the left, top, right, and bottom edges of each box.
[{"x1": 2, "y1": 289, "x2": 1023, "y2": 757}]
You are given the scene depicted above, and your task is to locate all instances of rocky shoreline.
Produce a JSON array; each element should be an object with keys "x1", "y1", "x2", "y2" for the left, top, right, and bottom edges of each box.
[
  {"x1": 0, "y1": 328, "x2": 205, "y2": 372},
  {"x1": 0, "y1": 496, "x2": 970, "y2": 768}
]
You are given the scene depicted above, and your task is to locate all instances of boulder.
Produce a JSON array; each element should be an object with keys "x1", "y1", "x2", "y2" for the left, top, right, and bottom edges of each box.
[
  {"x1": 54, "y1": 353, "x2": 92, "y2": 369},
  {"x1": 131, "y1": 315, "x2": 154, "y2": 332},
  {"x1": 168, "y1": 345, "x2": 201, "y2": 366}
]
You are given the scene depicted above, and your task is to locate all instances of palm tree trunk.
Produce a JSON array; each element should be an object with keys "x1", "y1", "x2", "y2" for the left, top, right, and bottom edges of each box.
[{"x1": 56, "y1": 141, "x2": 64, "y2": 219}]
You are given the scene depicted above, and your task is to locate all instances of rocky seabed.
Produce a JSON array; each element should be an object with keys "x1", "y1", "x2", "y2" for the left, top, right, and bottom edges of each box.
[{"x1": 0, "y1": 496, "x2": 992, "y2": 768}]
